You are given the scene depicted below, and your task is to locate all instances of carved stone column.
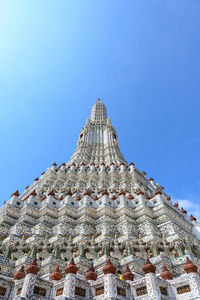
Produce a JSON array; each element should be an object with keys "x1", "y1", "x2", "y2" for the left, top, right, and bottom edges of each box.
[
  {"x1": 103, "y1": 259, "x2": 117, "y2": 300},
  {"x1": 145, "y1": 273, "x2": 161, "y2": 299},
  {"x1": 20, "y1": 260, "x2": 40, "y2": 299},
  {"x1": 187, "y1": 272, "x2": 200, "y2": 297},
  {"x1": 85, "y1": 263, "x2": 98, "y2": 300},
  {"x1": 13, "y1": 266, "x2": 26, "y2": 299},
  {"x1": 63, "y1": 258, "x2": 78, "y2": 300},
  {"x1": 142, "y1": 258, "x2": 161, "y2": 300},
  {"x1": 104, "y1": 274, "x2": 117, "y2": 300},
  {"x1": 184, "y1": 257, "x2": 200, "y2": 298}
]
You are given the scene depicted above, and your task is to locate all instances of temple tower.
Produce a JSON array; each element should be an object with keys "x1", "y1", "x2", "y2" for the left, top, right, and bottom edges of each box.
[{"x1": 0, "y1": 99, "x2": 200, "y2": 300}]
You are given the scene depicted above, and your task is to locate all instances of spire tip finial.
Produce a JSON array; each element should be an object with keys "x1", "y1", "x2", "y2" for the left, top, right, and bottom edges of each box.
[{"x1": 91, "y1": 98, "x2": 107, "y2": 123}]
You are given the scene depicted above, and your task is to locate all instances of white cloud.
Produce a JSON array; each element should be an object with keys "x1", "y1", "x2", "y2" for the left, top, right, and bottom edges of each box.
[{"x1": 172, "y1": 197, "x2": 200, "y2": 221}]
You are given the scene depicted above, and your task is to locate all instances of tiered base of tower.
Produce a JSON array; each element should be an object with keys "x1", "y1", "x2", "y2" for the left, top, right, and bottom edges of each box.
[
  {"x1": 1, "y1": 175, "x2": 200, "y2": 299},
  {"x1": 0, "y1": 253, "x2": 200, "y2": 299},
  {"x1": 1, "y1": 100, "x2": 200, "y2": 299}
]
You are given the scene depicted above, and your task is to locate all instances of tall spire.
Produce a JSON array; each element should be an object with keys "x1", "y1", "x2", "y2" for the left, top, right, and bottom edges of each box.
[
  {"x1": 67, "y1": 99, "x2": 126, "y2": 166},
  {"x1": 91, "y1": 98, "x2": 107, "y2": 124}
]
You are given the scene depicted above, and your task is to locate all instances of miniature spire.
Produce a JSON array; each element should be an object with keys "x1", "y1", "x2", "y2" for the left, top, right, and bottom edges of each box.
[
  {"x1": 137, "y1": 189, "x2": 144, "y2": 196},
  {"x1": 85, "y1": 263, "x2": 98, "y2": 281},
  {"x1": 30, "y1": 190, "x2": 37, "y2": 197},
  {"x1": 84, "y1": 190, "x2": 91, "y2": 196},
  {"x1": 102, "y1": 259, "x2": 116, "y2": 275},
  {"x1": 26, "y1": 260, "x2": 40, "y2": 274},
  {"x1": 66, "y1": 189, "x2": 72, "y2": 196},
  {"x1": 142, "y1": 258, "x2": 156, "y2": 274},
  {"x1": 64, "y1": 258, "x2": 78, "y2": 274},
  {"x1": 11, "y1": 190, "x2": 20, "y2": 197},
  {"x1": 122, "y1": 265, "x2": 134, "y2": 281},
  {"x1": 50, "y1": 266, "x2": 63, "y2": 281},
  {"x1": 160, "y1": 265, "x2": 173, "y2": 280},
  {"x1": 102, "y1": 189, "x2": 109, "y2": 196},
  {"x1": 184, "y1": 257, "x2": 198, "y2": 274},
  {"x1": 48, "y1": 190, "x2": 55, "y2": 197},
  {"x1": 155, "y1": 189, "x2": 162, "y2": 195},
  {"x1": 14, "y1": 266, "x2": 26, "y2": 280},
  {"x1": 190, "y1": 214, "x2": 197, "y2": 221},
  {"x1": 119, "y1": 189, "x2": 126, "y2": 196}
]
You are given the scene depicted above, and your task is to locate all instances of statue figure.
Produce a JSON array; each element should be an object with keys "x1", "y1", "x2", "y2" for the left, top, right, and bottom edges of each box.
[
  {"x1": 60, "y1": 236, "x2": 74, "y2": 260},
  {"x1": 134, "y1": 234, "x2": 146, "y2": 257},
  {"x1": 171, "y1": 239, "x2": 184, "y2": 257},
  {"x1": 5, "y1": 247, "x2": 12, "y2": 259},
  {"x1": 11, "y1": 236, "x2": 26, "y2": 260},
  {"x1": 74, "y1": 249, "x2": 79, "y2": 257},
  {"x1": 79, "y1": 244, "x2": 85, "y2": 258},
  {"x1": 183, "y1": 237, "x2": 192, "y2": 255},
  {"x1": 122, "y1": 248, "x2": 127, "y2": 257},
  {"x1": 103, "y1": 244, "x2": 110, "y2": 256},
  {"x1": 148, "y1": 241, "x2": 159, "y2": 257},
  {"x1": 37, "y1": 235, "x2": 50, "y2": 260},
  {"x1": 127, "y1": 244, "x2": 133, "y2": 256},
  {"x1": 110, "y1": 235, "x2": 123, "y2": 259},
  {"x1": 52, "y1": 246, "x2": 60, "y2": 259},
  {"x1": 86, "y1": 236, "x2": 98, "y2": 260},
  {"x1": 98, "y1": 248, "x2": 103, "y2": 258},
  {"x1": 30, "y1": 245, "x2": 37, "y2": 259},
  {"x1": 158, "y1": 234, "x2": 171, "y2": 257}
]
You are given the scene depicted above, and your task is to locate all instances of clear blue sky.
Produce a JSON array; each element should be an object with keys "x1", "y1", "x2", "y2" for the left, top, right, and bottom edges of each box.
[{"x1": 0, "y1": 1, "x2": 200, "y2": 217}]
